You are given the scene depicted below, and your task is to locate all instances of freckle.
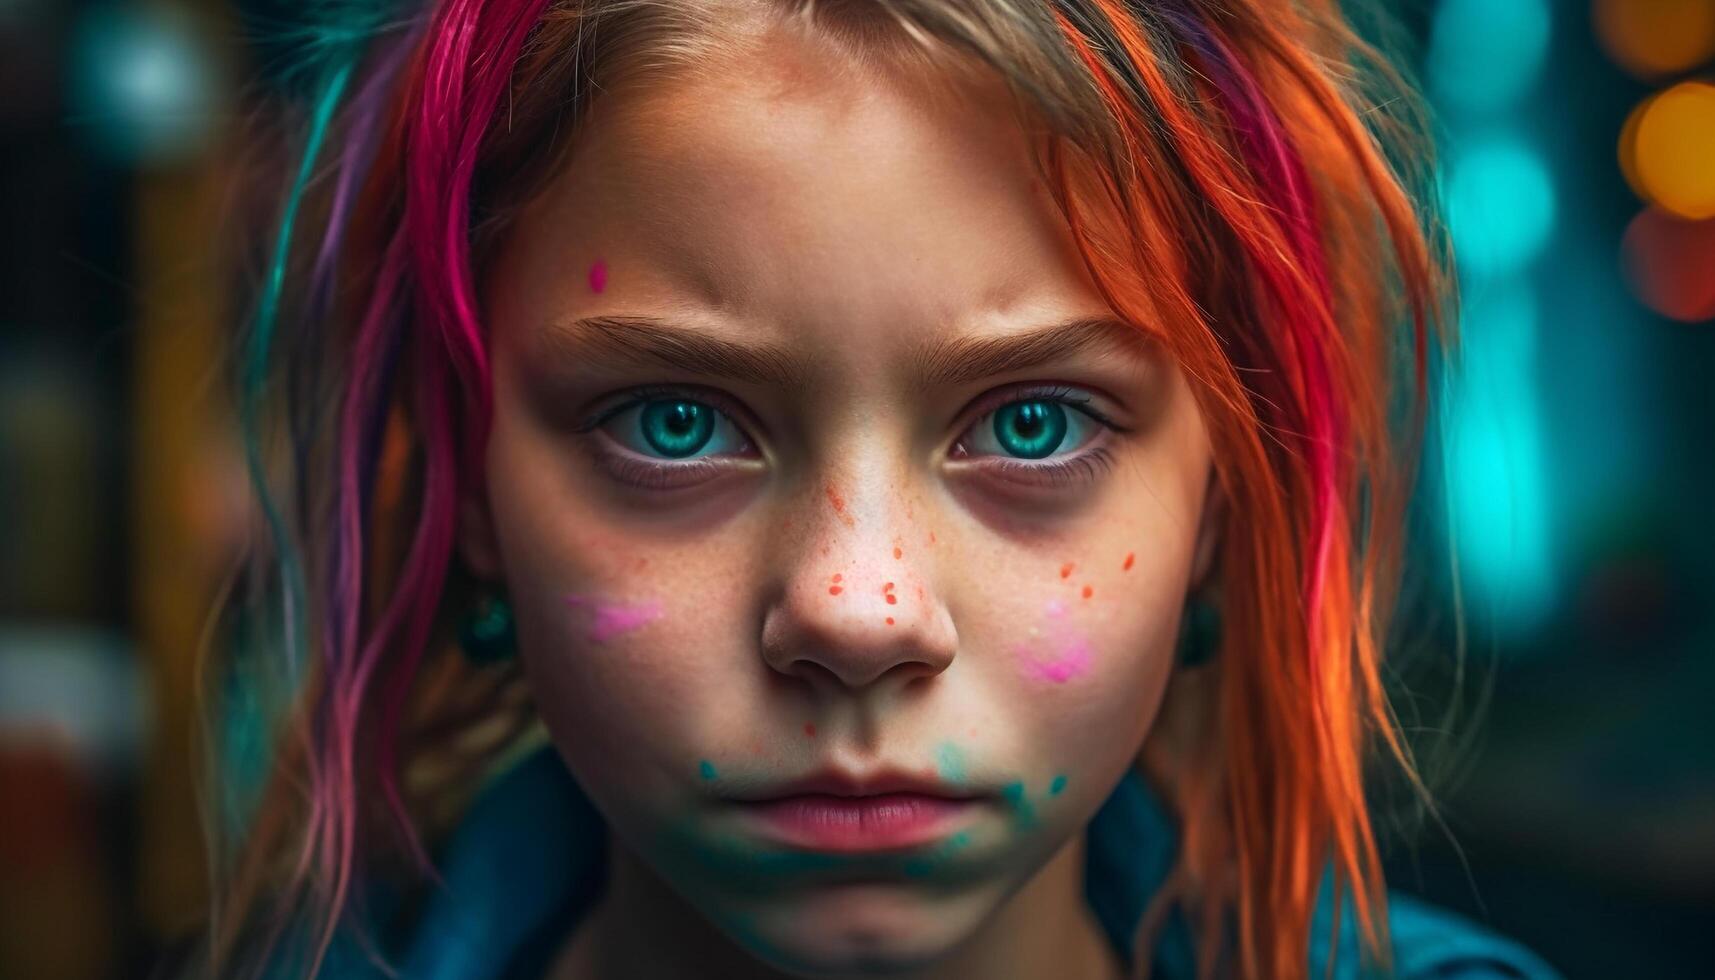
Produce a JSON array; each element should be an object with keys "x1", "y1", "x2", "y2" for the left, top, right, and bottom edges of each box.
[
  {"x1": 1082, "y1": 585, "x2": 1093, "y2": 599},
  {"x1": 824, "y1": 483, "x2": 855, "y2": 528},
  {"x1": 1123, "y1": 552, "x2": 1135, "y2": 571},
  {"x1": 804, "y1": 723, "x2": 817, "y2": 738},
  {"x1": 885, "y1": 617, "x2": 895, "y2": 625},
  {"x1": 1060, "y1": 562, "x2": 1074, "y2": 579},
  {"x1": 829, "y1": 585, "x2": 843, "y2": 595},
  {"x1": 893, "y1": 546, "x2": 903, "y2": 559},
  {"x1": 821, "y1": 545, "x2": 830, "y2": 556},
  {"x1": 587, "y1": 259, "x2": 608, "y2": 293}
]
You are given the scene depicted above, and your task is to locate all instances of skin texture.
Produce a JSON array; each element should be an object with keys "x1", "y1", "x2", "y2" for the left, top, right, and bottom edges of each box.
[{"x1": 461, "y1": 18, "x2": 1216, "y2": 980}]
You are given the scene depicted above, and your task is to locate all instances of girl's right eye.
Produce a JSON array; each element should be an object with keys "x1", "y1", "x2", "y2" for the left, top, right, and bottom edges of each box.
[
  {"x1": 572, "y1": 385, "x2": 758, "y2": 490},
  {"x1": 600, "y1": 397, "x2": 751, "y2": 459}
]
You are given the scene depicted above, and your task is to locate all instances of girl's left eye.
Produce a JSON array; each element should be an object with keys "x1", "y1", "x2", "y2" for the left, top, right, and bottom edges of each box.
[
  {"x1": 956, "y1": 387, "x2": 1108, "y2": 459},
  {"x1": 948, "y1": 384, "x2": 1123, "y2": 488}
]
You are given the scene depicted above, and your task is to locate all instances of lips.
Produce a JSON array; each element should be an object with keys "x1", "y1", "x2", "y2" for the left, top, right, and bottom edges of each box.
[
  {"x1": 725, "y1": 768, "x2": 984, "y2": 852},
  {"x1": 738, "y1": 793, "x2": 978, "y2": 851}
]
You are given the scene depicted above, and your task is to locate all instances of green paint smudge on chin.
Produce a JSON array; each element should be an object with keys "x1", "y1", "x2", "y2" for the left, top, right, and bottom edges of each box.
[
  {"x1": 1049, "y1": 774, "x2": 1068, "y2": 796},
  {"x1": 698, "y1": 760, "x2": 718, "y2": 780},
  {"x1": 902, "y1": 829, "x2": 974, "y2": 878}
]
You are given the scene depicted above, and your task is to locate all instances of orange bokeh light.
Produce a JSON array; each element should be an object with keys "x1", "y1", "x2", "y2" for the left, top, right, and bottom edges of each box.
[
  {"x1": 1617, "y1": 94, "x2": 1655, "y2": 201},
  {"x1": 1594, "y1": 0, "x2": 1715, "y2": 78},
  {"x1": 1631, "y1": 82, "x2": 1715, "y2": 219}
]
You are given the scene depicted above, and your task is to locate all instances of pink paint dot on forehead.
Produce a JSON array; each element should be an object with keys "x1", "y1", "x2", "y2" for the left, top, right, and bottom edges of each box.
[{"x1": 587, "y1": 259, "x2": 608, "y2": 293}]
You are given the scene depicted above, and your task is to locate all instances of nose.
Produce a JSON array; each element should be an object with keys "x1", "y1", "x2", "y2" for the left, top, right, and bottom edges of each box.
[{"x1": 760, "y1": 470, "x2": 958, "y2": 693}]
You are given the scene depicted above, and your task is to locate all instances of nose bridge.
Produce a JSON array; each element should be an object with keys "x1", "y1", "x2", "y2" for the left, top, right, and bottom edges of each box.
[{"x1": 761, "y1": 448, "x2": 956, "y2": 692}]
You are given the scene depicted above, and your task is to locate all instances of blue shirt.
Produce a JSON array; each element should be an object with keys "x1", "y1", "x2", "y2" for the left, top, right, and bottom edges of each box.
[{"x1": 296, "y1": 745, "x2": 1563, "y2": 979}]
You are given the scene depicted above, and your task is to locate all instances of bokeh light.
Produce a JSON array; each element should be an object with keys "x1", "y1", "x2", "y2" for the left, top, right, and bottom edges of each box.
[
  {"x1": 1621, "y1": 207, "x2": 1715, "y2": 322},
  {"x1": 1616, "y1": 94, "x2": 1655, "y2": 201},
  {"x1": 1443, "y1": 282, "x2": 1555, "y2": 635},
  {"x1": 1630, "y1": 82, "x2": 1715, "y2": 219},
  {"x1": 65, "y1": 5, "x2": 220, "y2": 166},
  {"x1": 1428, "y1": 0, "x2": 1551, "y2": 114},
  {"x1": 1593, "y1": 0, "x2": 1715, "y2": 79},
  {"x1": 1446, "y1": 139, "x2": 1558, "y2": 279}
]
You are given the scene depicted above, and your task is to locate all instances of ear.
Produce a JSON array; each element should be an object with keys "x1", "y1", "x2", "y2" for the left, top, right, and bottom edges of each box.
[
  {"x1": 1188, "y1": 466, "x2": 1225, "y2": 591},
  {"x1": 457, "y1": 482, "x2": 505, "y2": 581}
]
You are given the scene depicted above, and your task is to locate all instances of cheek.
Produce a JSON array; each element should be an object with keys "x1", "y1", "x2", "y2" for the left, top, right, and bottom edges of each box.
[{"x1": 982, "y1": 544, "x2": 1187, "y2": 762}]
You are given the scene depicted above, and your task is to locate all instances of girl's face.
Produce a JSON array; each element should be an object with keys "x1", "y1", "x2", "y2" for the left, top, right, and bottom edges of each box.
[{"x1": 468, "y1": 26, "x2": 1214, "y2": 978}]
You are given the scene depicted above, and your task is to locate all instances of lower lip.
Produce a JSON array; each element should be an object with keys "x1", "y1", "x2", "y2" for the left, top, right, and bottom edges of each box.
[{"x1": 738, "y1": 793, "x2": 979, "y2": 851}]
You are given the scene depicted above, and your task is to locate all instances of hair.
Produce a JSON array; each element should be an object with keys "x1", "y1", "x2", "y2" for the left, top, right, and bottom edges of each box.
[{"x1": 198, "y1": 0, "x2": 1453, "y2": 977}]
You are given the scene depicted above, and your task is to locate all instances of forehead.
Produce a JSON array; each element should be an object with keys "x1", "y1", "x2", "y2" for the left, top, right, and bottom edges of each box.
[{"x1": 489, "y1": 21, "x2": 1117, "y2": 365}]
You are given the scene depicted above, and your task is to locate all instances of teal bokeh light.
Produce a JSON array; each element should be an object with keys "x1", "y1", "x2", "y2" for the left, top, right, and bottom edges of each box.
[
  {"x1": 1441, "y1": 282, "x2": 1555, "y2": 635},
  {"x1": 1446, "y1": 139, "x2": 1558, "y2": 280},
  {"x1": 67, "y1": 5, "x2": 219, "y2": 165},
  {"x1": 1428, "y1": 0, "x2": 1552, "y2": 115}
]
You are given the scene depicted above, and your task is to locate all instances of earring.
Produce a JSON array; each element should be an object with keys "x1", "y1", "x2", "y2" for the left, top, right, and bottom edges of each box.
[
  {"x1": 1175, "y1": 593, "x2": 1221, "y2": 667},
  {"x1": 458, "y1": 592, "x2": 517, "y2": 664}
]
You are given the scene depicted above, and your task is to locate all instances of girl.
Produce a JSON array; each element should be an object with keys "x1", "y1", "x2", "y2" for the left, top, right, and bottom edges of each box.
[{"x1": 197, "y1": 0, "x2": 1564, "y2": 978}]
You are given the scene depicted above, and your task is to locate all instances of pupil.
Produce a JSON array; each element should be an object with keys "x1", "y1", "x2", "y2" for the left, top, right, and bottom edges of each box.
[
  {"x1": 994, "y1": 401, "x2": 1066, "y2": 460},
  {"x1": 641, "y1": 400, "x2": 714, "y2": 457}
]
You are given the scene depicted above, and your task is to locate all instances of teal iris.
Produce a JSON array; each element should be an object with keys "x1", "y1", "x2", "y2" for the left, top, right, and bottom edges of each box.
[
  {"x1": 640, "y1": 400, "x2": 715, "y2": 457},
  {"x1": 992, "y1": 401, "x2": 1067, "y2": 459}
]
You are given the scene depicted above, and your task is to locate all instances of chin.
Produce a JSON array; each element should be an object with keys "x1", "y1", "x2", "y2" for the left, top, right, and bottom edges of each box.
[{"x1": 713, "y1": 882, "x2": 994, "y2": 979}]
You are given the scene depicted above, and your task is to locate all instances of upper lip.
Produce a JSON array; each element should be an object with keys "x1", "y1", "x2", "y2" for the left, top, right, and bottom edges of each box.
[{"x1": 727, "y1": 768, "x2": 980, "y2": 802}]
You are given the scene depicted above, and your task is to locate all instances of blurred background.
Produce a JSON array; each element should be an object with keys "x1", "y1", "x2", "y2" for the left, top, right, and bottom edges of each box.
[{"x1": 1, "y1": 0, "x2": 1711, "y2": 977}]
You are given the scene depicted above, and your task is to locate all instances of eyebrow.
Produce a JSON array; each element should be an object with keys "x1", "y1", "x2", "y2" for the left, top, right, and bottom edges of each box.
[{"x1": 540, "y1": 313, "x2": 1155, "y2": 391}]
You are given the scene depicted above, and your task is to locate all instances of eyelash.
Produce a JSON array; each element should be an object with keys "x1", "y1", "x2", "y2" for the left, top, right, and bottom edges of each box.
[{"x1": 571, "y1": 383, "x2": 1123, "y2": 491}]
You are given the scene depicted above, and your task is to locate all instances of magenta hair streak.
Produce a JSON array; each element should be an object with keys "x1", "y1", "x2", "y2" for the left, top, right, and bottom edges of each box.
[{"x1": 298, "y1": 2, "x2": 552, "y2": 974}]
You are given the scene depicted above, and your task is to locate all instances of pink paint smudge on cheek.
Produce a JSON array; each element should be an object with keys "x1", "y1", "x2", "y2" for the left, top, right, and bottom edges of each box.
[
  {"x1": 587, "y1": 259, "x2": 608, "y2": 293},
  {"x1": 564, "y1": 592, "x2": 663, "y2": 644},
  {"x1": 1018, "y1": 634, "x2": 1096, "y2": 684}
]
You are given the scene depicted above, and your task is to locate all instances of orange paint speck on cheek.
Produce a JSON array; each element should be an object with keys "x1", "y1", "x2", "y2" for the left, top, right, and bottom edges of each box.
[
  {"x1": 1123, "y1": 552, "x2": 1135, "y2": 571},
  {"x1": 1060, "y1": 562, "x2": 1074, "y2": 579},
  {"x1": 829, "y1": 586, "x2": 843, "y2": 595},
  {"x1": 883, "y1": 582, "x2": 897, "y2": 605},
  {"x1": 1082, "y1": 585, "x2": 1093, "y2": 599},
  {"x1": 824, "y1": 483, "x2": 856, "y2": 528},
  {"x1": 885, "y1": 617, "x2": 894, "y2": 625},
  {"x1": 893, "y1": 546, "x2": 903, "y2": 559}
]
